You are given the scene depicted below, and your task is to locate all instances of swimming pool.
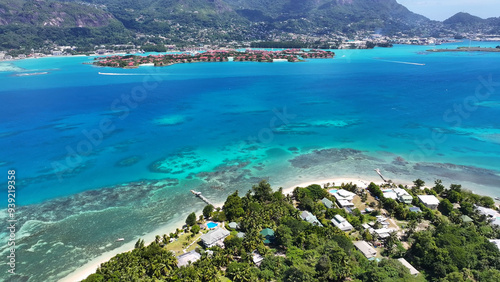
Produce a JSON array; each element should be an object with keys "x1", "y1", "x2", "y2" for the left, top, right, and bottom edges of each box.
[
  {"x1": 329, "y1": 189, "x2": 338, "y2": 194},
  {"x1": 206, "y1": 222, "x2": 218, "y2": 229}
]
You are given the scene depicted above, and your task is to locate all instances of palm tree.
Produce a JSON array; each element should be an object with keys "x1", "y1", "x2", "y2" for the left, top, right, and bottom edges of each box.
[{"x1": 162, "y1": 234, "x2": 169, "y2": 247}]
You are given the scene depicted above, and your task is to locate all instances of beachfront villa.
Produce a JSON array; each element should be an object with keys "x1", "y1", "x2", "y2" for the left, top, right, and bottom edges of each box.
[
  {"x1": 331, "y1": 214, "x2": 353, "y2": 231},
  {"x1": 353, "y1": 241, "x2": 377, "y2": 258},
  {"x1": 176, "y1": 250, "x2": 201, "y2": 267},
  {"x1": 300, "y1": 211, "x2": 323, "y2": 227},
  {"x1": 417, "y1": 195, "x2": 440, "y2": 209},
  {"x1": 200, "y1": 228, "x2": 230, "y2": 248},
  {"x1": 329, "y1": 189, "x2": 356, "y2": 208}
]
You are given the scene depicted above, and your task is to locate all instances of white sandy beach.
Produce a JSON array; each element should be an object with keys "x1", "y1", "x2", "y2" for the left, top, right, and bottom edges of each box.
[{"x1": 282, "y1": 177, "x2": 387, "y2": 195}]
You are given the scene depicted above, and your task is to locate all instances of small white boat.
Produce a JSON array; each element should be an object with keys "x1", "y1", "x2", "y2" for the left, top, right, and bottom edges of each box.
[
  {"x1": 495, "y1": 197, "x2": 500, "y2": 201},
  {"x1": 116, "y1": 238, "x2": 125, "y2": 242}
]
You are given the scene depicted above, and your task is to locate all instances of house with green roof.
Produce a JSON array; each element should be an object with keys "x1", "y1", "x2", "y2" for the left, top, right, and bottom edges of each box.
[
  {"x1": 461, "y1": 215, "x2": 473, "y2": 223},
  {"x1": 260, "y1": 228, "x2": 275, "y2": 244}
]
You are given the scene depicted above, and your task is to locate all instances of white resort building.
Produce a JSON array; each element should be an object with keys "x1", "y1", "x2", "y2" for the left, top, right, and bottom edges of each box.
[
  {"x1": 417, "y1": 195, "x2": 440, "y2": 209},
  {"x1": 200, "y1": 228, "x2": 230, "y2": 248},
  {"x1": 330, "y1": 189, "x2": 356, "y2": 208},
  {"x1": 331, "y1": 214, "x2": 353, "y2": 231}
]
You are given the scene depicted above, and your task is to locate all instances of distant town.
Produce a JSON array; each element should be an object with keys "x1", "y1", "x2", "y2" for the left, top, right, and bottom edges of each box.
[{"x1": 2, "y1": 32, "x2": 499, "y2": 61}]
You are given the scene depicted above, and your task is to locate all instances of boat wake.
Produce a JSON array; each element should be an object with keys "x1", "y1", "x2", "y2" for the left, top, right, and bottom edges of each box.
[{"x1": 374, "y1": 58, "x2": 425, "y2": 66}]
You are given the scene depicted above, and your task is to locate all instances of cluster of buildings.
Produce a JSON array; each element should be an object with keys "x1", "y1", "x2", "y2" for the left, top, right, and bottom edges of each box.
[{"x1": 93, "y1": 49, "x2": 335, "y2": 68}]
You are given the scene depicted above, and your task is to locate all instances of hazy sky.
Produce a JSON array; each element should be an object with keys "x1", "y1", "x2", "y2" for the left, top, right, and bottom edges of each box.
[{"x1": 397, "y1": 0, "x2": 500, "y2": 21}]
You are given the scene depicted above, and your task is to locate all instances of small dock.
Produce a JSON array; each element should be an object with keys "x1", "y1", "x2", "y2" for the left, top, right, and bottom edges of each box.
[
  {"x1": 190, "y1": 190, "x2": 214, "y2": 206},
  {"x1": 374, "y1": 168, "x2": 389, "y2": 183}
]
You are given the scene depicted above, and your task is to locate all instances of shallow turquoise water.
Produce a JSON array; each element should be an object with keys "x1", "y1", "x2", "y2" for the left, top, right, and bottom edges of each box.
[{"x1": 1, "y1": 41, "x2": 500, "y2": 280}]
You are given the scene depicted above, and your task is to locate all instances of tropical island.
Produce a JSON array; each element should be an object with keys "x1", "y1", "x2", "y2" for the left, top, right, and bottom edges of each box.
[
  {"x1": 82, "y1": 179, "x2": 500, "y2": 282},
  {"x1": 93, "y1": 49, "x2": 335, "y2": 68}
]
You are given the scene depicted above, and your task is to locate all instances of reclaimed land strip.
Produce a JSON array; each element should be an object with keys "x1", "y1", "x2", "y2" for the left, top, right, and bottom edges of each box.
[
  {"x1": 92, "y1": 49, "x2": 335, "y2": 68},
  {"x1": 427, "y1": 47, "x2": 500, "y2": 52}
]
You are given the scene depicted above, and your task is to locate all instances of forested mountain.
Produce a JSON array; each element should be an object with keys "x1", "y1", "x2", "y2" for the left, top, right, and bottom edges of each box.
[
  {"x1": 225, "y1": 0, "x2": 429, "y2": 33},
  {"x1": 0, "y1": 0, "x2": 113, "y2": 27},
  {"x1": 443, "y1": 12, "x2": 500, "y2": 34},
  {"x1": 0, "y1": 0, "x2": 497, "y2": 51},
  {"x1": 0, "y1": 0, "x2": 131, "y2": 50}
]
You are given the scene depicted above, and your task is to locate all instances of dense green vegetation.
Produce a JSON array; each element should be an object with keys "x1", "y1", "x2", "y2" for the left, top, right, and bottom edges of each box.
[
  {"x1": 6, "y1": 0, "x2": 497, "y2": 52},
  {"x1": 2, "y1": 0, "x2": 499, "y2": 52},
  {"x1": 82, "y1": 179, "x2": 500, "y2": 281},
  {"x1": 0, "y1": 21, "x2": 132, "y2": 51}
]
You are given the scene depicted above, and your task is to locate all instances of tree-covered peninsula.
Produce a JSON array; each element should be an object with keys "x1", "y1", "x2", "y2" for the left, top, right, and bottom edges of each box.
[{"x1": 83, "y1": 180, "x2": 500, "y2": 281}]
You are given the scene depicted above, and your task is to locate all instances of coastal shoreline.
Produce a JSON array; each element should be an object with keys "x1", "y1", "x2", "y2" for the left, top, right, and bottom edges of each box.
[
  {"x1": 59, "y1": 175, "x2": 402, "y2": 282},
  {"x1": 58, "y1": 202, "x2": 224, "y2": 282}
]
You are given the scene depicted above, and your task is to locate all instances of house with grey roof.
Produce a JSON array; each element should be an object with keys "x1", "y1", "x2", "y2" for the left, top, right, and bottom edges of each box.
[
  {"x1": 397, "y1": 258, "x2": 420, "y2": 276},
  {"x1": 200, "y1": 228, "x2": 230, "y2": 248},
  {"x1": 322, "y1": 198, "x2": 334, "y2": 209},
  {"x1": 228, "y1": 222, "x2": 239, "y2": 229},
  {"x1": 476, "y1": 206, "x2": 500, "y2": 227},
  {"x1": 418, "y1": 195, "x2": 440, "y2": 209},
  {"x1": 252, "y1": 251, "x2": 264, "y2": 266},
  {"x1": 353, "y1": 241, "x2": 377, "y2": 258},
  {"x1": 331, "y1": 214, "x2": 353, "y2": 231},
  {"x1": 176, "y1": 250, "x2": 201, "y2": 267},
  {"x1": 409, "y1": 207, "x2": 422, "y2": 213},
  {"x1": 300, "y1": 211, "x2": 323, "y2": 227}
]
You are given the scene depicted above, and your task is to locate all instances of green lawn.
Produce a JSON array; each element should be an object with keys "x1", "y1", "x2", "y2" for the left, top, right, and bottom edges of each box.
[{"x1": 166, "y1": 231, "x2": 204, "y2": 255}]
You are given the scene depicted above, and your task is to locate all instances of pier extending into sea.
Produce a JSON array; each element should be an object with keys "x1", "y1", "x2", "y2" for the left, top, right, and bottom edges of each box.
[
  {"x1": 190, "y1": 190, "x2": 214, "y2": 206},
  {"x1": 374, "y1": 168, "x2": 390, "y2": 183}
]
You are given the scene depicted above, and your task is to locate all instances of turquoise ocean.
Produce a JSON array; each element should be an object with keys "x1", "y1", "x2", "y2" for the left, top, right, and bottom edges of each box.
[{"x1": 1, "y1": 42, "x2": 500, "y2": 280}]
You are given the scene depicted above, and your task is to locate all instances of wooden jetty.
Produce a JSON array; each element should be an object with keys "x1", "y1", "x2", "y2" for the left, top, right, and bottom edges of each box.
[
  {"x1": 190, "y1": 190, "x2": 214, "y2": 206},
  {"x1": 374, "y1": 168, "x2": 389, "y2": 183}
]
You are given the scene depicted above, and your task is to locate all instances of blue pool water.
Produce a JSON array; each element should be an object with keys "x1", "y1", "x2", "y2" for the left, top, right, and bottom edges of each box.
[
  {"x1": 1, "y1": 41, "x2": 500, "y2": 280},
  {"x1": 207, "y1": 222, "x2": 218, "y2": 229}
]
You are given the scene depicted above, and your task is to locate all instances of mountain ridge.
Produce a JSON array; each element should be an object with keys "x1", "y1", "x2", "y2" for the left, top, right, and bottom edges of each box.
[{"x1": 0, "y1": 0, "x2": 498, "y2": 51}]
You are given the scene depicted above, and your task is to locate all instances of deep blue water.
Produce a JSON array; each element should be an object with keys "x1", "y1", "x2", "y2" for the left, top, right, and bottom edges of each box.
[{"x1": 1, "y1": 42, "x2": 500, "y2": 281}]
